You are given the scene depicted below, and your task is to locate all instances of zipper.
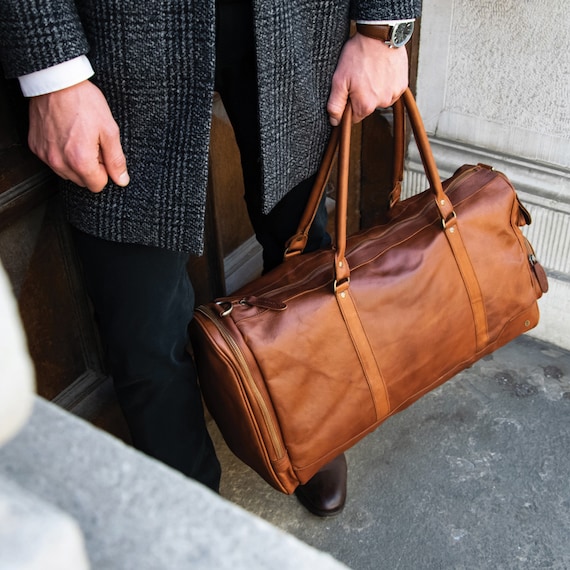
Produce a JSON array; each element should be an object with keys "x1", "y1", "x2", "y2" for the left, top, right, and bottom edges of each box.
[
  {"x1": 441, "y1": 165, "x2": 480, "y2": 197},
  {"x1": 254, "y1": 198, "x2": 446, "y2": 301},
  {"x1": 345, "y1": 168, "x2": 482, "y2": 272},
  {"x1": 196, "y1": 305, "x2": 285, "y2": 460},
  {"x1": 239, "y1": 169, "x2": 484, "y2": 303},
  {"x1": 348, "y1": 168, "x2": 479, "y2": 252},
  {"x1": 242, "y1": 168, "x2": 484, "y2": 303}
]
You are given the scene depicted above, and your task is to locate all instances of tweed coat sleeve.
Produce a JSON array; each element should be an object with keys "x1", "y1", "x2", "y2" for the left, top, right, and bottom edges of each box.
[
  {"x1": 252, "y1": 0, "x2": 421, "y2": 222},
  {"x1": 0, "y1": 0, "x2": 219, "y2": 255},
  {"x1": 0, "y1": 0, "x2": 423, "y2": 255},
  {"x1": 349, "y1": 0, "x2": 421, "y2": 20},
  {"x1": 0, "y1": 0, "x2": 89, "y2": 77}
]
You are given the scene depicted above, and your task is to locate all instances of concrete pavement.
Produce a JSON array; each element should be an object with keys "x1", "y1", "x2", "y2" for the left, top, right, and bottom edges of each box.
[
  {"x1": 215, "y1": 334, "x2": 570, "y2": 570},
  {"x1": 6, "y1": 331, "x2": 566, "y2": 569}
]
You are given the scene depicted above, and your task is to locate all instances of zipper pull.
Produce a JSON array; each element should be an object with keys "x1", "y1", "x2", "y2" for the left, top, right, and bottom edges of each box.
[
  {"x1": 516, "y1": 197, "x2": 532, "y2": 226},
  {"x1": 213, "y1": 296, "x2": 286, "y2": 317},
  {"x1": 523, "y1": 237, "x2": 549, "y2": 294},
  {"x1": 239, "y1": 296, "x2": 287, "y2": 311},
  {"x1": 529, "y1": 254, "x2": 549, "y2": 294}
]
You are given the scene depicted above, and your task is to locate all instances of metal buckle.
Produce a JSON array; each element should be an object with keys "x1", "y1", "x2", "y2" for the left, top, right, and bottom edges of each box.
[
  {"x1": 333, "y1": 277, "x2": 350, "y2": 293},
  {"x1": 441, "y1": 211, "x2": 457, "y2": 230},
  {"x1": 215, "y1": 301, "x2": 233, "y2": 317}
]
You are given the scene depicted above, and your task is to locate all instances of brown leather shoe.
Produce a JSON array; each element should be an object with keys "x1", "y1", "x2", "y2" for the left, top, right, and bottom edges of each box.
[{"x1": 294, "y1": 454, "x2": 347, "y2": 517}]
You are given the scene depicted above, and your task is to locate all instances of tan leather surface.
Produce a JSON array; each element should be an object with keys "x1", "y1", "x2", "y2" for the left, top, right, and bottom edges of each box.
[{"x1": 189, "y1": 89, "x2": 547, "y2": 494}]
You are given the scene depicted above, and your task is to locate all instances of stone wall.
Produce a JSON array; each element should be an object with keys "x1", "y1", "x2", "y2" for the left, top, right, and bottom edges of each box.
[{"x1": 407, "y1": 0, "x2": 570, "y2": 349}]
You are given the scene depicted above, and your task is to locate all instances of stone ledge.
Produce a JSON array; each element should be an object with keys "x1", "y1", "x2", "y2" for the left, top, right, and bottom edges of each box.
[
  {"x1": 0, "y1": 476, "x2": 89, "y2": 570},
  {"x1": 0, "y1": 398, "x2": 347, "y2": 570}
]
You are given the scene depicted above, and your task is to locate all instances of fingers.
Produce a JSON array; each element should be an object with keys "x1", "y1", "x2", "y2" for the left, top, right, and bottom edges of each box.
[
  {"x1": 99, "y1": 123, "x2": 130, "y2": 188},
  {"x1": 327, "y1": 76, "x2": 349, "y2": 127},
  {"x1": 328, "y1": 76, "x2": 405, "y2": 126},
  {"x1": 51, "y1": 142, "x2": 112, "y2": 192},
  {"x1": 327, "y1": 34, "x2": 409, "y2": 126},
  {"x1": 350, "y1": 84, "x2": 405, "y2": 123},
  {"x1": 29, "y1": 132, "x2": 105, "y2": 192},
  {"x1": 70, "y1": 121, "x2": 129, "y2": 192},
  {"x1": 328, "y1": 80, "x2": 388, "y2": 126}
]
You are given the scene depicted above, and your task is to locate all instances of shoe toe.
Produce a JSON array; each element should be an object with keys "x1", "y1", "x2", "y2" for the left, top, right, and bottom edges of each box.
[{"x1": 294, "y1": 454, "x2": 347, "y2": 517}]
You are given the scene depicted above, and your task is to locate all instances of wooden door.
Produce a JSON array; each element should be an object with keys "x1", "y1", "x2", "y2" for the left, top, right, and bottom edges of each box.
[{"x1": 0, "y1": 76, "x2": 105, "y2": 408}]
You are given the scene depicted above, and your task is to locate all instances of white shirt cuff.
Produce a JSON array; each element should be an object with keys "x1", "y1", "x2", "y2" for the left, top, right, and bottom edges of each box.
[
  {"x1": 18, "y1": 56, "x2": 94, "y2": 97},
  {"x1": 356, "y1": 19, "x2": 415, "y2": 25}
]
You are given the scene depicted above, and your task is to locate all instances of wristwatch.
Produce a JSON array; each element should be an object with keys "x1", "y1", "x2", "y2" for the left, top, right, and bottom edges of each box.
[{"x1": 356, "y1": 21, "x2": 415, "y2": 48}]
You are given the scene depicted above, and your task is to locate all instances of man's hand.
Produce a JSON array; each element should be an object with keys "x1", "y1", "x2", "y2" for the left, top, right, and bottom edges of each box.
[
  {"x1": 28, "y1": 80, "x2": 129, "y2": 192},
  {"x1": 327, "y1": 32, "x2": 409, "y2": 126}
]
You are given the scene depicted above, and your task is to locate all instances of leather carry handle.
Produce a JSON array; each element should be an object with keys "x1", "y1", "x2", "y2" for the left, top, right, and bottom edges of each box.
[
  {"x1": 294, "y1": 88, "x2": 489, "y2": 349},
  {"x1": 285, "y1": 88, "x2": 455, "y2": 262},
  {"x1": 283, "y1": 88, "x2": 490, "y2": 349},
  {"x1": 283, "y1": 126, "x2": 340, "y2": 258},
  {"x1": 390, "y1": 96, "x2": 405, "y2": 206},
  {"x1": 283, "y1": 91, "x2": 407, "y2": 260}
]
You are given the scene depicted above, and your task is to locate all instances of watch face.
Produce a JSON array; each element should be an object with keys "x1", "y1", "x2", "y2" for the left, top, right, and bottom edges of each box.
[{"x1": 392, "y1": 21, "x2": 415, "y2": 47}]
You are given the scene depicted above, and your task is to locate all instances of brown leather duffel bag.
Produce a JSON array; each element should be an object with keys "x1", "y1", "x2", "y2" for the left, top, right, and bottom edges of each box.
[{"x1": 189, "y1": 89, "x2": 548, "y2": 494}]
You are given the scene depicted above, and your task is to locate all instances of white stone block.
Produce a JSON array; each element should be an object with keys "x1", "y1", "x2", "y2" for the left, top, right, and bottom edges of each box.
[
  {"x1": 0, "y1": 398, "x2": 347, "y2": 570},
  {"x1": 0, "y1": 476, "x2": 90, "y2": 570},
  {"x1": 0, "y1": 262, "x2": 35, "y2": 447}
]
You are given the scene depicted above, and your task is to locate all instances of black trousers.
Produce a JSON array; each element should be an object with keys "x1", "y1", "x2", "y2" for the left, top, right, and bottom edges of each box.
[
  {"x1": 214, "y1": 1, "x2": 330, "y2": 271},
  {"x1": 73, "y1": 0, "x2": 329, "y2": 490}
]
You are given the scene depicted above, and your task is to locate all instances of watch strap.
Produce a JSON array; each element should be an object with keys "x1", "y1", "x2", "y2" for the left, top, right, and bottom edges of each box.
[{"x1": 355, "y1": 23, "x2": 392, "y2": 42}]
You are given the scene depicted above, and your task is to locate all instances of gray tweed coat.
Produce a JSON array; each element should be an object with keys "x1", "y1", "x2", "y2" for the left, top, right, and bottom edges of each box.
[{"x1": 0, "y1": 0, "x2": 420, "y2": 254}]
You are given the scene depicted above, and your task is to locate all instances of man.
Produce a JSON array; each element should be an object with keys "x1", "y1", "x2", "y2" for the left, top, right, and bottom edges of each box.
[{"x1": 0, "y1": 0, "x2": 421, "y2": 516}]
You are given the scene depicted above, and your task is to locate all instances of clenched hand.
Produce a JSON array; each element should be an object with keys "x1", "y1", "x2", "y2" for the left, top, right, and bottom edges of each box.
[
  {"x1": 28, "y1": 80, "x2": 129, "y2": 192},
  {"x1": 327, "y1": 33, "x2": 409, "y2": 126}
]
